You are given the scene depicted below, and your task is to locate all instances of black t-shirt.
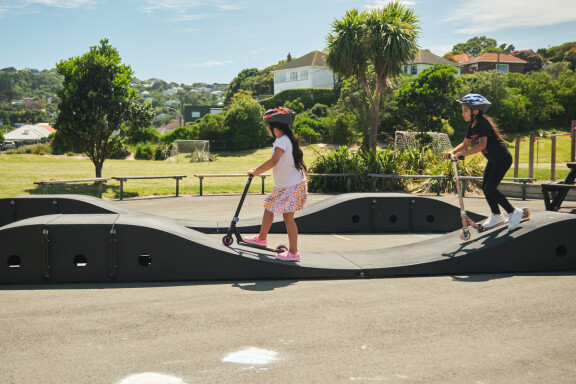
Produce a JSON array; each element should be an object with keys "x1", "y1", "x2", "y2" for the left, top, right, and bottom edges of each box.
[{"x1": 466, "y1": 118, "x2": 510, "y2": 162}]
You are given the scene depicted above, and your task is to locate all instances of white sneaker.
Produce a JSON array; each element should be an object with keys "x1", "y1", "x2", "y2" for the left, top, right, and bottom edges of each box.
[
  {"x1": 508, "y1": 208, "x2": 524, "y2": 231},
  {"x1": 483, "y1": 213, "x2": 505, "y2": 228}
]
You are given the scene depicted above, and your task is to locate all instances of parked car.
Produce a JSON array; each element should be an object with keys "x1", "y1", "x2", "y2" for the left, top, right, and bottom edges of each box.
[{"x1": 1, "y1": 141, "x2": 16, "y2": 150}]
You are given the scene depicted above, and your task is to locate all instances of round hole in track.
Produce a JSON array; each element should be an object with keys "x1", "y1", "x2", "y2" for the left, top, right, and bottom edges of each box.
[
  {"x1": 7, "y1": 255, "x2": 21, "y2": 268},
  {"x1": 389, "y1": 215, "x2": 398, "y2": 223},
  {"x1": 426, "y1": 215, "x2": 435, "y2": 223},
  {"x1": 352, "y1": 215, "x2": 360, "y2": 224},
  {"x1": 74, "y1": 254, "x2": 88, "y2": 267},
  {"x1": 555, "y1": 245, "x2": 567, "y2": 258},
  {"x1": 138, "y1": 254, "x2": 152, "y2": 267}
]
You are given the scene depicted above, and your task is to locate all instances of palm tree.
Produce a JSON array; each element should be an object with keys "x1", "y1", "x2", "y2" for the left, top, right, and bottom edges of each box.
[{"x1": 326, "y1": 2, "x2": 421, "y2": 152}]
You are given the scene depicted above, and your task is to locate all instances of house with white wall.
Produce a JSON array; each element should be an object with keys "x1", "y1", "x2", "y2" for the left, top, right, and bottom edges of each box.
[{"x1": 272, "y1": 51, "x2": 335, "y2": 95}]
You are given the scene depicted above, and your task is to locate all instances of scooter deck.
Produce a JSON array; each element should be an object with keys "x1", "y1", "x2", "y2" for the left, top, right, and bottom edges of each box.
[
  {"x1": 477, "y1": 220, "x2": 509, "y2": 233},
  {"x1": 477, "y1": 210, "x2": 531, "y2": 233},
  {"x1": 237, "y1": 240, "x2": 288, "y2": 254}
]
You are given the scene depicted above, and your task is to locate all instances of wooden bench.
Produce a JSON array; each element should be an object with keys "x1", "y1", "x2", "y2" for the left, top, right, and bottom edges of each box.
[
  {"x1": 34, "y1": 178, "x2": 110, "y2": 198},
  {"x1": 542, "y1": 162, "x2": 576, "y2": 211},
  {"x1": 193, "y1": 174, "x2": 270, "y2": 196},
  {"x1": 368, "y1": 174, "x2": 445, "y2": 196},
  {"x1": 111, "y1": 175, "x2": 187, "y2": 200},
  {"x1": 459, "y1": 176, "x2": 536, "y2": 200}
]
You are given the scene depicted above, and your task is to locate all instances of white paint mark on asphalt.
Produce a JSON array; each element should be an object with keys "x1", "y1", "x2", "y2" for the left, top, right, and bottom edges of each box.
[
  {"x1": 222, "y1": 347, "x2": 279, "y2": 365},
  {"x1": 116, "y1": 372, "x2": 187, "y2": 384}
]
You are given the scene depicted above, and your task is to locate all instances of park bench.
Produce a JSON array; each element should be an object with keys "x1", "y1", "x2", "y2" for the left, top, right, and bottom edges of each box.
[
  {"x1": 193, "y1": 174, "x2": 270, "y2": 196},
  {"x1": 541, "y1": 162, "x2": 576, "y2": 211},
  {"x1": 111, "y1": 175, "x2": 187, "y2": 200},
  {"x1": 33, "y1": 178, "x2": 110, "y2": 198},
  {"x1": 193, "y1": 173, "x2": 356, "y2": 195}
]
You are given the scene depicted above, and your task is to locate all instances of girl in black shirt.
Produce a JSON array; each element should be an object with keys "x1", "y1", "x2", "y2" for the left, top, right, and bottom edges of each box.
[{"x1": 445, "y1": 94, "x2": 524, "y2": 230}]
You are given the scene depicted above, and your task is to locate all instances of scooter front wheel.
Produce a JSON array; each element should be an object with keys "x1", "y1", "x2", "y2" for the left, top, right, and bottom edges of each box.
[
  {"x1": 222, "y1": 235, "x2": 234, "y2": 246},
  {"x1": 459, "y1": 228, "x2": 472, "y2": 242}
]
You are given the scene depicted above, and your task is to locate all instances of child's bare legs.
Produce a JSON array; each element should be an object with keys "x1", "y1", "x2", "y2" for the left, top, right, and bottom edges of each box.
[
  {"x1": 283, "y1": 211, "x2": 298, "y2": 254},
  {"x1": 257, "y1": 209, "x2": 274, "y2": 241}
]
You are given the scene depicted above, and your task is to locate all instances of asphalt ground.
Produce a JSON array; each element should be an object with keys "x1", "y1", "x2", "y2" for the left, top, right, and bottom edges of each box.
[{"x1": 1, "y1": 192, "x2": 575, "y2": 384}]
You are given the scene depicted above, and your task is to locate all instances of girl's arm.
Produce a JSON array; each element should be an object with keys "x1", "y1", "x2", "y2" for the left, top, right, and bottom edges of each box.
[
  {"x1": 444, "y1": 138, "x2": 471, "y2": 159},
  {"x1": 248, "y1": 147, "x2": 285, "y2": 176}
]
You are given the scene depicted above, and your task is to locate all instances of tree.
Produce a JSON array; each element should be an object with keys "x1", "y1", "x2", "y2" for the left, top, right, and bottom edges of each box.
[
  {"x1": 451, "y1": 36, "x2": 514, "y2": 57},
  {"x1": 224, "y1": 68, "x2": 259, "y2": 106},
  {"x1": 55, "y1": 39, "x2": 153, "y2": 177},
  {"x1": 396, "y1": 64, "x2": 461, "y2": 136},
  {"x1": 326, "y1": 2, "x2": 421, "y2": 152},
  {"x1": 511, "y1": 50, "x2": 546, "y2": 73},
  {"x1": 224, "y1": 96, "x2": 266, "y2": 150}
]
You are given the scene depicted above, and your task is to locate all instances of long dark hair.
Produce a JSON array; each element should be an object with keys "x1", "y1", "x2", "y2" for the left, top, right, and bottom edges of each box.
[
  {"x1": 270, "y1": 122, "x2": 307, "y2": 173},
  {"x1": 474, "y1": 111, "x2": 503, "y2": 141}
]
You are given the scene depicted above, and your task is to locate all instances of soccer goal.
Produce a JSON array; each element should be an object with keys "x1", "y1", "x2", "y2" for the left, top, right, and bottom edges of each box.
[
  {"x1": 394, "y1": 131, "x2": 452, "y2": 153},
  {"x1": 170, "y1": 140, "x2": 211, "y2": 163}
]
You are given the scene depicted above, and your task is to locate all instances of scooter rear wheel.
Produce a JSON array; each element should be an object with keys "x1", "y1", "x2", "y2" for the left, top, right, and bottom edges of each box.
[
  {"x1": 459, "y1": 228, "x2": 472, "y2": 242},
  {"x1": 522, "y1": 208, "x2": 531, "y2": 220}
]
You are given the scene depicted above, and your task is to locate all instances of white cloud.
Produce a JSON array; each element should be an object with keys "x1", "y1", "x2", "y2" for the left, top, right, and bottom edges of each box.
[
  {"x1": 183, "y1": 60, "x2": 234, "y2": 68},
  {"x1": 444, "y1": 0, "x2": 576, "y2": 34},
  {"x1": 365, "y1": 0, "x2": 418, "y2": 9},
  {"x1": 23, "y1": 0, "x2": 96, "y2": 8},
  {"x1": 142, "y1": 0, "x2": 245, "y2": 13}
]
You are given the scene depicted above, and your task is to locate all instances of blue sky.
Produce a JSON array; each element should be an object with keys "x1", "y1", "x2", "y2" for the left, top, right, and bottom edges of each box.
[{"x1": 1, "y1": 0, "x2": 575, "y2": 84}]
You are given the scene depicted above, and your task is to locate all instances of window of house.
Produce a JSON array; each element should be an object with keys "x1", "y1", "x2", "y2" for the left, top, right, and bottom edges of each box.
[
  {"x1": 410, "y1": 66, "x2": 417, "y2": 75},
  {"x1": 300, "y1": 70, "x2": 309, "y2": 80},
  {"x1": 497, "y1": 64, "x2": 509, "y2": 74},
  {"x1": 290, "y1": 71, "x2": 298, "y2": 81},
  {"x1": 276, "y1": 73, "x2": 287, "y2": 83},
  {"x1": 403, "y1": 66, "x2": 408, "y2": 74},
  {"x1": 191, "y1": 112, "x2": 201, "y2": 118}
]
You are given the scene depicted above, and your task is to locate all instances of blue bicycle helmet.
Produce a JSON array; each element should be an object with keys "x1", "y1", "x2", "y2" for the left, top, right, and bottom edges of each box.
[{"x1": 456, "y1": 94, "x2": 491, "y2": 113}]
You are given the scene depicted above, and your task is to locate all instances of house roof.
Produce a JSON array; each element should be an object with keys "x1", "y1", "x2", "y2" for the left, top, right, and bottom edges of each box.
[
  {"x1": 157, "y1": 120, "x2": 181, "y2": 134},
  {"x1": 463, "y1": 52, "x2": 527, "y2": 65},
  {"x1": 452, "y1": 54, "x2": 473, "y2": 64},
  {"x1": 273, "y1": 51, "x2": 328, "y2": 71},
  {"x1": 407, "y1": 49, "x2": 460, "y2": 67},
  {"x1": 4, "y1": 124, "x2": 54, "y2": 141},
  {"x1": 37, "y1": 123, "x2": 56, "y2": 133}
]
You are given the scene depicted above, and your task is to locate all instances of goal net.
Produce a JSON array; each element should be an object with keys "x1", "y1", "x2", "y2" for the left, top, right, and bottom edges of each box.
[
  {"x1": 170, "y1": 140, "x2": 211, "y2": 163},
  {"x1": 394, "y1": 131, "x2": 452, "y2": 153}
]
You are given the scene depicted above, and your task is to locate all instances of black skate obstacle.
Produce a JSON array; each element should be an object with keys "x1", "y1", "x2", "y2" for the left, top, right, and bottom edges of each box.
[{"x1": 1, "y1": 194, "x2": 575, "y2": 284}]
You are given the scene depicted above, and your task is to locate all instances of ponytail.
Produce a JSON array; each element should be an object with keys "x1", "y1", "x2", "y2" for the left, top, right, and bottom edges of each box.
[{"x1": 474, "y1": 112, "x2": 503, "y2": 141}]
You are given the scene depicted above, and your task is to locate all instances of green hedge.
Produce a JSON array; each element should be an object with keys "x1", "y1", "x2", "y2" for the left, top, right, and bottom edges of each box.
[{"x1": 259, "y1": 88, "x2": 336, "y2": 110}]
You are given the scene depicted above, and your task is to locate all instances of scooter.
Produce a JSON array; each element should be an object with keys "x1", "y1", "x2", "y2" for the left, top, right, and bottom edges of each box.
[
  {"x1": 450, "y1": 154, "x2": 530, "y2": 242},
  {"x1": 222, "y1": 175, "x2": 288, "y2": 253}
]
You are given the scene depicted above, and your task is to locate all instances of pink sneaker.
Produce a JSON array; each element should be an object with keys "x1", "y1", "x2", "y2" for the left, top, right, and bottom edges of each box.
[
  {"x1": 275, "y1": 251, "x2": 300, "y2": 261},
  {"x1": 243, "y1": 235, "x2": 267, "y2": 247}
]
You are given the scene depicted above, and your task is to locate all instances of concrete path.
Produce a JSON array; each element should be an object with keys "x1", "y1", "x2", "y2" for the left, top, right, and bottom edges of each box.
[{"x1": 1, "y1": 193, "x2": 575, "y2": 384}]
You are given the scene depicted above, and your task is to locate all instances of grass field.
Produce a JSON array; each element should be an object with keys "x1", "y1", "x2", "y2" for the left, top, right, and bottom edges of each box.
[
  {"x1": 0, "y1": 146, "x2": 330, "y2": 199},
  {"x1": 1, "y1": 136, "x2": 573, "y2": 199}
]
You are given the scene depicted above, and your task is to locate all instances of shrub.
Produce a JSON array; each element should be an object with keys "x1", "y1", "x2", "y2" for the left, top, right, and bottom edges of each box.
[
  {"x1": 308, "y1": 146, "x2": 484, "y2": 194},
  {"x1": 134, "y1": 142, "x2": 155, "y2": 160}
]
